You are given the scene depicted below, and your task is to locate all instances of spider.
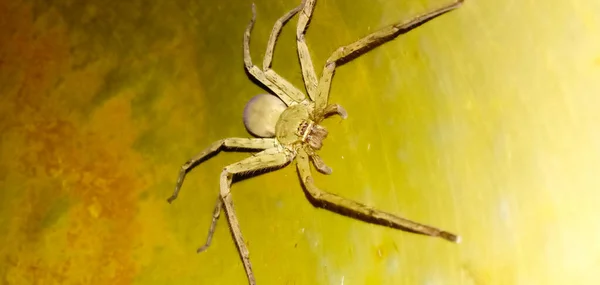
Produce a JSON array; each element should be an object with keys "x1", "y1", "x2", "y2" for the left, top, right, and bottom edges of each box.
[{"x1": 168, "y1": 0, "x2": 463, "y2": 283}]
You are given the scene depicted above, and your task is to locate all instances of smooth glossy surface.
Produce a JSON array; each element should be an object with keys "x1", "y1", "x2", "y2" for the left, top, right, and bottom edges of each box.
[
  {"x1": 2, "y1": 0, "x2": 600, "y2": 284},
  {"x1": 243, "y1": 93, "x2": 287, "y2": 138}
]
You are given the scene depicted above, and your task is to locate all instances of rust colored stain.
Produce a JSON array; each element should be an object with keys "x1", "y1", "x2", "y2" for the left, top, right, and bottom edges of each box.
[{"x1": 1, "y1": 2, "x2": 145, "y2": 284}]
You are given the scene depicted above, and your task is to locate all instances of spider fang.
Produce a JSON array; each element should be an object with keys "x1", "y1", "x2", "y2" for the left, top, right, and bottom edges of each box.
[{"x1": 298, "y1": 121, "x2": 328, "y2": 150}]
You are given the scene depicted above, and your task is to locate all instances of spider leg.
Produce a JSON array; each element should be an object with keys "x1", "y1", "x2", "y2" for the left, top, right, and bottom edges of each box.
[
  {"x1": 304, "y1": 146, "x2": 332, "y2": 174},
  {"x1": 313, "y1": 0, "x2": 464, "y2": 113},
  {"x1": 219, "y1": 149, "x2": 294, "y2": 285},
  {"x1": 195, "y1": 148, "x2": 290, "y2": 254},
  {"x1": 263, "y1": 1, "x2": 304, "y2": 71},
  {"x1": 244, "y1": 3, "x2": 306, "y2": 106},
  {"x1": 167, "y1": 138, "x2": 278, "y2": 203},
  {"x1": 296, "y1": 148, "x2": 460, "y2": 243},
  {"x1": 321, "y1": 103, "x2": 348, "y2": 120},
  {"x1": 197, "y1": 196, "x2": 223, "y2": 253},
  {"x1": 310, "y1": 153, "x2": 332, "y2": 175},
  {"x1": 296, "y1": 0, "x2": 319, "y2": 100}
]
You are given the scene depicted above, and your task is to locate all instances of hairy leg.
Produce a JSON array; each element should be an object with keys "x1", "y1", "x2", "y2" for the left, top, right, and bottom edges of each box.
[
  {"x1": 196, "y1": 197, "x2": 223, "y2": 253},
  {"x1": 314, "y1": 0, "x2": 464, "y2": 112},
  {"x1": 310, "y1": 153, "x2": 332, "y2": 174},
  {"x1": 244, "y1": 3, "x2": 306, "y2": 106},
  {"x1": 263, "y1": 1, "x2": 304, "y2": 70},
  {"x1": 167, "y1": 138, "x2": 278, "y2": 203},
  {"x1": 321, "y1": 103, "x2": 348, "y2": 120},
  {"x1": 296, "y1": 148, "x2": 460, "y2": 243},
  {"x1": 304, "y1": 146, "x2": 333, "y2": 175},
  {"x1": 296, "y1": 0, "x2": 319, "y2": 100},
  {"x1": 219, "y1": 150, "x2": 293, "y2": 284}
]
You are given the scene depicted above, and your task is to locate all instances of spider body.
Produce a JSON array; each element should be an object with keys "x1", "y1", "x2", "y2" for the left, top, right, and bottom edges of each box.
[
  {"x1": 168, "y1": 0, "x2": 464, "y2": 284},
  {"x1": 275, "y1": 102, "x2": 327, "y2": 151}
]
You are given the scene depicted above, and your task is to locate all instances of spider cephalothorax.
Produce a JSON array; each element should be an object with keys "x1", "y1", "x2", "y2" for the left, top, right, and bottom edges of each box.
[
  {"x1": 273, "y1": 102, "x2": 331, "y2": 150},
  {"x1": 168, "y1": 0, "x2": 464, "y2": 284}
]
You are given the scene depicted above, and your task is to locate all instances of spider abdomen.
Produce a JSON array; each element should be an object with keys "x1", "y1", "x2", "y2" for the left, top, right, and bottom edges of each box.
[{"x1": 243, "y1": 93, "x2": 287, "y2": 138}]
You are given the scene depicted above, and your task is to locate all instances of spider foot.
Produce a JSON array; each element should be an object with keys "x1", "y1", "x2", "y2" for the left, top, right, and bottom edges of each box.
[
  {"x1": 323, "y1": 104, "x2": 348, "y2": 120},
  {"x1": 311, "y1": 153, "x2": 333, "y2": 175},
  {"x1": 197, "y1": 245, "x2": 209, "y2": 253},
  {"x1": 166, "y1": 195, "x2": 177, "y2": 204}
]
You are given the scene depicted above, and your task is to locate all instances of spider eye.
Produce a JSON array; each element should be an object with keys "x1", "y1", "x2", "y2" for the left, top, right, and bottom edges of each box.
[{"x1": 243, "y1": 94, "x2": 287, "y2": 138}]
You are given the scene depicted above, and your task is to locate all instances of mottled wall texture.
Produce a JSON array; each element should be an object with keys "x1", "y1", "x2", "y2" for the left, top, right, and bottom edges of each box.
[{"x1": 1, "y1": 0, "x2": 600, "y2": 284}]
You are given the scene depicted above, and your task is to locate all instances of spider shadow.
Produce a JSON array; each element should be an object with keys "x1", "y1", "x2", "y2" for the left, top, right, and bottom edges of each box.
[{"x1": 295, "y1": 170, "x2": 433, "y2": 239}]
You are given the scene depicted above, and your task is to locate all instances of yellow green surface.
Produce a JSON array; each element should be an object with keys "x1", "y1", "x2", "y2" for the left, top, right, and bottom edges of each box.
[{"x1": 2, "y1": 0, "x2": 600, "y2": 284}]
